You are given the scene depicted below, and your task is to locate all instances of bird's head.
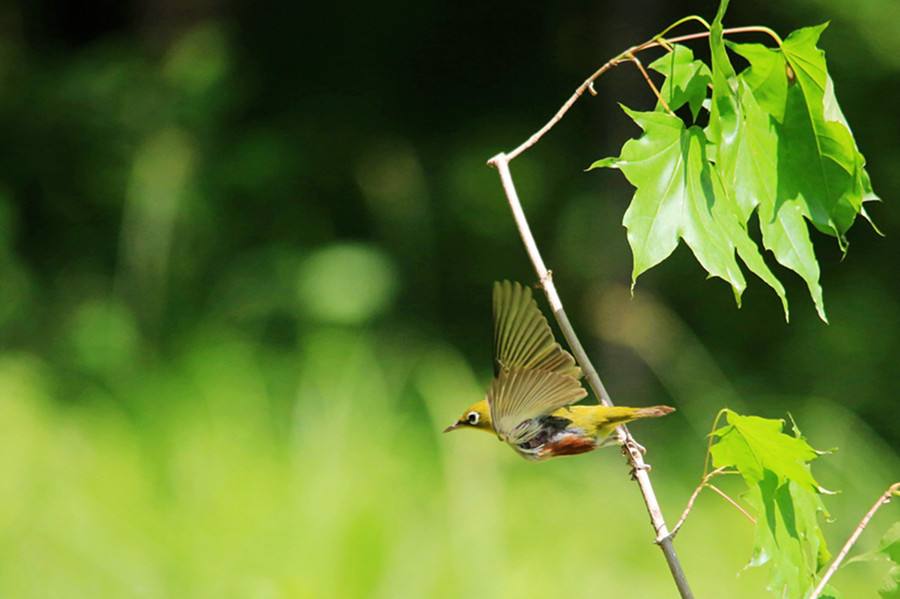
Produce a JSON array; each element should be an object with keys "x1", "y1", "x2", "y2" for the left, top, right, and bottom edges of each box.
[{"x1": 444, "y1": 399, "x2": 493, "y2": 433}]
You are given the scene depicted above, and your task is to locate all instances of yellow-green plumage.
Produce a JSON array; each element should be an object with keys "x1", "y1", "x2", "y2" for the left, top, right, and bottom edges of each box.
[
  {"x1": 444, "y1": 280, "x2": 674, "y2": 460},
  {"x1": 558, "y1": 404, "x2": 674, "y2": 438},
  {"x1": 452, "y1": 400, "x2": 672, "y2": 441}
]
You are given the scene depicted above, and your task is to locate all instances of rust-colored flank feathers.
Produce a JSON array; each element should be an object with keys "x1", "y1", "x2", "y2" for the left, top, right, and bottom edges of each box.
[{"x1": 541, "y1": 435, "x2": 596, "y2": 458}]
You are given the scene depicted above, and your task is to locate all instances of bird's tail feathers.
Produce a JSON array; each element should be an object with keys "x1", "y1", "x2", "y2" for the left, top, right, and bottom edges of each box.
[{"x1": 633, "y1": 405, "x2": 676, "y2": 419}]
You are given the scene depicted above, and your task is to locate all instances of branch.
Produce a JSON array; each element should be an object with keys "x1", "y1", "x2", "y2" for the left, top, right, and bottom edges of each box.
[
  {"x1": 485, "y1": 19, "x2": 787, "y2": 599},
  {"x1": 671, "y1": 467, "x2": 725, "y2": 537},
  {"x1": 669, "y1": 409, "x2": 752, "y2": 539},
  {"x1": 487, "y1": 154, "x2": 695, "y2": 599},
  {"x1": 503, "y1": 25, "x2": 782, "y2": 162},
  {"x1": 670, "y1": 468, "x2": 750, "y2": 538},
  {"x1": 809, "y1": 481, "x2": 900, "y2": 599}
]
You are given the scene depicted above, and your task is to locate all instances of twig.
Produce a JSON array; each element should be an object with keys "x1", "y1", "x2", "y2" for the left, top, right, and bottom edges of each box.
[
  {"x1": 487, "y1": 154, "x2": 695, "y2": 599},
  {"x1": 670, "y1": 467, "x2": 750, "y2": 538},
  {"x1": 668, "y1": 412, "x2": 753, "y2": 539},
  {"x1": 503, "y1": 26, "x2": 782, "y2": 162},
  {"x1": 626, "y1": 52, "x2": 673, "y2": 115},
  {"x1": 504, "y1": 56, "x2": 622, "y2": 162},
  {"x1": 707, "y1": 483, "x2": 756, "y2": 524},
  {"x1": 809, "y1": 482, "x2": 900, "y2": 599},
  {"x1": 671, "y1": 467, "x2": 726, "y2": 536},
  {"x1": 704, "y1": 408, "x2": 729, "y2": 476},
  {"x1": 652, "y1": 14, "x2": 711, "y2": 40}
]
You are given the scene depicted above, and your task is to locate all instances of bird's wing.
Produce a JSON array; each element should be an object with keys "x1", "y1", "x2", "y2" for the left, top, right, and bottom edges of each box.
[
  {"x1": 492, "y1": 280, "x2": 581, "y2": 378},
  {"x1": 487, "y1": 368, "x2": 587, "y2": 445}
]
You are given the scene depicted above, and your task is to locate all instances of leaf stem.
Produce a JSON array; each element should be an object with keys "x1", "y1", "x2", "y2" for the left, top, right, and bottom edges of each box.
[
  {"x1": 487, "y1": 153, "x2": 695, "y2": 599},
  {"x1": 625, "y1": 52, "x2": 674, "y2": 116},
  {"x1": 669, "y1": 466, "x2": 747, "y2": 538},
  {"x1": 707, "y1": 483, "x2": 757, "y2": 524},
  {"x1": 652, "y1": 14, "x2": 711, "y2": 41},
  {"x1": 704, "y1": 408, "x2": 729, "y2": 476},
  {"x1": 809, "y1": 481, "x2": 900, "y2": 599}
]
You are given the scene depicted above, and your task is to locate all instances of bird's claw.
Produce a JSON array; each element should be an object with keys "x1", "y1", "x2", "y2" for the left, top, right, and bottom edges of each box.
[
  {"x1": 621, "y1": 438, "x2": 647, "y2": 456},
  {"x1": 629, "y1": 462, "x2": 652, "y2": 480}
]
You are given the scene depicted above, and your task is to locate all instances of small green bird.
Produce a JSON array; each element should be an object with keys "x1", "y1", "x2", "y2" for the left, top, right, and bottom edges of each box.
[{"x1": 444, "y1": 280, "x2": 673, "y2": 460}]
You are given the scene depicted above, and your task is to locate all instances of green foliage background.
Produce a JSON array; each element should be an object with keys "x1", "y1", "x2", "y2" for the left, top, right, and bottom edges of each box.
[{"x1": 0, "y1": 0, "x2": 897, "y2": 597}]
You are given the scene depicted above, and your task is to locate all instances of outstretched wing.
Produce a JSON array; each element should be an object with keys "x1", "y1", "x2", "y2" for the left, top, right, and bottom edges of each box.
[
  {"x1": 487, "y1": 368, "x2": 587, "y2": 445},
  {"x1": 492, "y1": 280, "x2": 581, "y2": 378}
]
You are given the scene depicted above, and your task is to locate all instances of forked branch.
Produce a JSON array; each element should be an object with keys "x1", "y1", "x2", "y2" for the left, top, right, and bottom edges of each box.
[
  {"x1": 670, "y1": 467, "x2": 753, "y2": 537},
  {"x1": 504, "y1": 25, "x2": 782, "y2": 161},
  {"x1": 488, "y1": 154, "x2": 693, "y2": 599},
  {"x1": 486, "y1": 18, "x2": 786, "y2": 599}
]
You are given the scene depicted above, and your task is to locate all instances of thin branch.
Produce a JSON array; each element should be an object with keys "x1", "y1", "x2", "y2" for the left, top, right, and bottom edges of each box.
[
  {"x1": 671, "y1": 466, "x2": 727, "y2": 537},
  {"x1": 504, "y1": 56, "x2": 623, "y2": 162},
  {"x1": 626, "y1": 52, "x2": 673, "y2": 115},
  {"x1": 809, "y1": 482, "x2": 900, "y2": 599},
  {"x1": 652, "y1": 14, "x2": 711, "y2": 40},
  {"x1": 640, "y1": 25, "x2": 783, "y2": 51},
  {"x1": 669, "y1": 407, "x2": 754, "y2": 537},
  {"x1": 669, "y1": 467, "x2": 749, "y2": 538},
  {"x1": 707, "y1": 483, "x2": 756, "y2": 524},
  {"x1": 503, "y1": 25, "x2": 782, "y2": 162},
  {"x1": 487, "y1": 154, "x2": 695, "y2": 599}
]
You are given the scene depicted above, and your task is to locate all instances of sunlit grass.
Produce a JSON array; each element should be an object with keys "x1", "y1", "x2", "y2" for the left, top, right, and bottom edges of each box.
[{"x1": 0, "y1": 327, "x2": 892, "y2": 598}]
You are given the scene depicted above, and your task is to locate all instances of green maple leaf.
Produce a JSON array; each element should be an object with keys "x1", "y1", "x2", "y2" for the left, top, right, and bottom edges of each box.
[
  {"x1": 721, "y1": 20, "x2": 878, "y2": 320},
  {"x1": 589, "y1": 107, "x2": 788, "y2": 309},
  {"x1": 589, "y1": 109, "x2": 743, "y2": 301},
  {"x1": 648, "y1": 44, "x2": 711, "y2": 121},
  {"x1": 729, "y1": 24, "x2": 875, "y2": 243},
  {"x1": 706, "y1": 3, "x2": 791, "y2": 320},
  {"x1": 709, "y1": 409, "x2": 832, "y2": 598},
  {"x1": 725, "y1": 40, "x2": 788, "y2": 121},
  {"x1": 591, "y1": 0, "x2": 879, "y2": 321},
  {"x1": 744, "y1": 479, "x2": 831, "y2": 598},
  {"x1": 780, "y1": 24, "x2": 862, "y2": 240},
  {"x1": 710, "y1": 411, "x2": 820, "y2": 488},
  {"x1": 707, "y1": 1, "x2": 823, "y2": 321}
]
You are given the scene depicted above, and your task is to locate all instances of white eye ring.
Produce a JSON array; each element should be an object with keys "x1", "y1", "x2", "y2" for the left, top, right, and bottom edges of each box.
[{"x1": 466, "y1": 411, "x2": 479, "y2": 425}]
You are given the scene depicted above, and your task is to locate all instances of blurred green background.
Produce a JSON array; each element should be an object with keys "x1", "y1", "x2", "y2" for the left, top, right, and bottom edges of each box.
[{"x1": 0, "y1": 0, "x2": 897, "y2": 597}]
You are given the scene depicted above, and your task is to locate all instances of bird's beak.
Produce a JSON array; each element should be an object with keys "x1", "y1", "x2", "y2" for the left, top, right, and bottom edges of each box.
[{"x1": 443, "y1": 422, "x2": 460, "y2": 433}]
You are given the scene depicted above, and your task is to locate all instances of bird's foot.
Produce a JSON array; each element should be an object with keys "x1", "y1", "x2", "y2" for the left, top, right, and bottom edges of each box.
[
  {"x1": 629, "y1": 462, "x2": 652, "y2": 480},
  {"x1": 621, "y1": 438, "x2": 647, "y2": 456}
]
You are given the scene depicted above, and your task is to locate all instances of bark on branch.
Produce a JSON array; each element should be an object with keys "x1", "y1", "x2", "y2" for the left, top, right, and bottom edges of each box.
[
  {"x1": 487, "y1": 154, "x2": 694, "y2": 599},
  {"x1": 809, "y1": 481, "x2": 900, "y2": 599}
]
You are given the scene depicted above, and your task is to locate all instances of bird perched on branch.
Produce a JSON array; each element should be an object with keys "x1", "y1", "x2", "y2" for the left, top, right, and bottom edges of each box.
[{"x1": 444, "y1": 280, "x2": 673, "y2": 461}]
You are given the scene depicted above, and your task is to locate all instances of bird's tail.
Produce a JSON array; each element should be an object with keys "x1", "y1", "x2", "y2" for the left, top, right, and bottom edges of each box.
[{"x1": 633, "y1": 405, "x2": 676, "y2": 419}]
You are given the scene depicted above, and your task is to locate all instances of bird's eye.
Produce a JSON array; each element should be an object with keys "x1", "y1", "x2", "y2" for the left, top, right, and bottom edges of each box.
[{"x1": 466, "y1": 411, "x2": 479, "y2": 425}]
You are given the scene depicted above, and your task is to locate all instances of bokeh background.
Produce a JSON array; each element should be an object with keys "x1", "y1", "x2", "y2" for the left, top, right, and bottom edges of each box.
[{"x1": 0, "y1": 0, "x2": 897, "y2": 597}]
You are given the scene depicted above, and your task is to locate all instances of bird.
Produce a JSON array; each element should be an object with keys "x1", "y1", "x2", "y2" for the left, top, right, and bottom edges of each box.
[{"x1": 443, "y1": 280, "x2": 674, "y2": 461}]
